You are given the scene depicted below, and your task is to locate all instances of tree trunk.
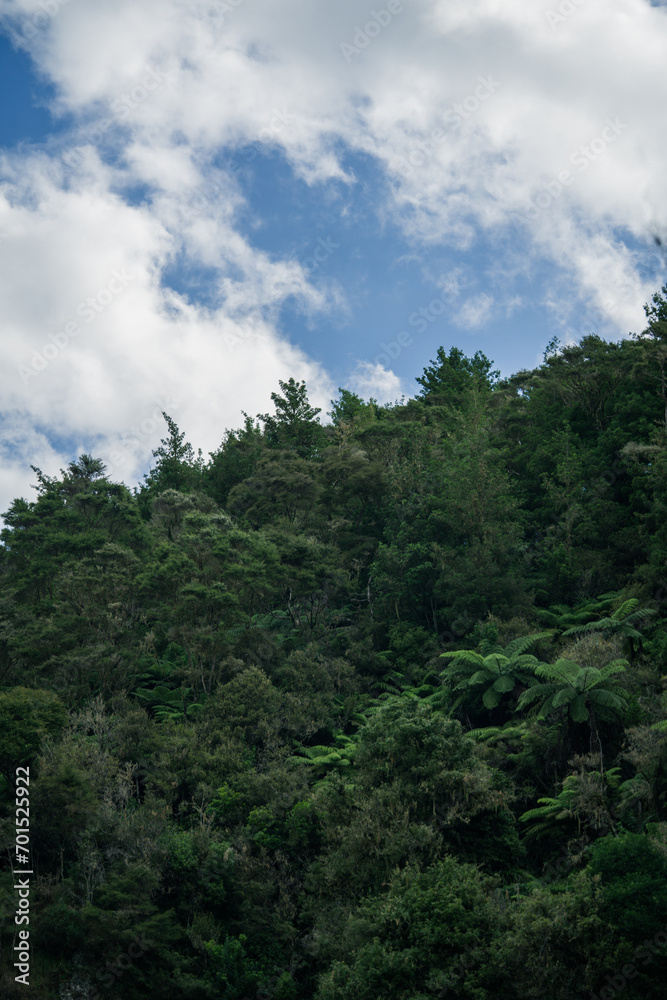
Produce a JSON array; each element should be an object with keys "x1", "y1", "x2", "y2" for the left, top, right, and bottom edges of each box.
[{"x1": 588, "y1": 702, "x2": 604, "y2": 774}]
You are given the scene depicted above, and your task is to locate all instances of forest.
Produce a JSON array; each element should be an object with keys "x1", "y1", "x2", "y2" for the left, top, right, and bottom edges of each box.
[{"x1": 2, "y1": 287, "x2": 667, "y2": 1000}]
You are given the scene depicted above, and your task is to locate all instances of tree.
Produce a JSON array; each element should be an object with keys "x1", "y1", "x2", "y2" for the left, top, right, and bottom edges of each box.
[
  {"x1": 227, "y1": 453, "x2": 321, "y2": 531},
  {"x1": 141, "y1": 413, "x2": 204, "y2": 501},
  {"x1": 1, "y1": 460, "x2": 147, "y2": 604},
  {"x1": 415, "y1": 346, "x2": 500, "y2": 405},
  {"x1": 517, "y1": 656, "x2": 629, "y2": 759},
  {"x1": 632, "y1": 292, "x2": 667, "y2": 430},
  {"x1": 561, "y1": 597, "x2": 656, "y2": 660},
  {"x1": 584, "y1": 832, "x2": 667, "y2": 997},
  {"x1": 440, "y1": 632, "x2": 553, "y2": 717},
  {"x1": 259, "y1": 378, "x2": 325, "y2": 457},
  {"x1": 315, "y1": 858, "x2": 498, "y2": 1000},
  {"x1": 206, "y1": 413, "x2": 266, "y2": 507},
  {"x1": 538, "y1": 335, "x2": 632, "y2": 432},
  {"x1": 0, "y1": 687, "x2": 68, "y2": 787},
  {"x1": 519, "y1": 759, "x2": 623, "y2": 842},
  {"x1": 308, "y1": 699, "x2": 521, "y2": 904},
  {"x1": 328, "y1": 388, "x2": 368, "y2": 428}
]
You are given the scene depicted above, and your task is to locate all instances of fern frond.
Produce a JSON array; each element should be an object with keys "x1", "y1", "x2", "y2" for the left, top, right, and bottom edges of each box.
[
  {"x1": 482, "y1": 687, "x2": 503, "y2": 709},
  {"x1": 517, "y1": 684, "x2": 557, "y2": 709},
  {"x1": 551, "y1": 688, "x2": 574, "y2": 709},
  {"x1": 492, "y1": 675, "x2": 516, "y2": 693},
  {"x1": 468, "y1": 670, "x2": 492, "y2": 686},
  {"x1": 479, "y1": 640, "x2": 505, "y2": 656},
  {"x1": 591, "y1": 660, "x2": 629, "y2": 683},
  {"x1": 520, "y1": 798, "x2": 559, "y2": 822},
  {"x1": 440, "y1": 650, "x2": 484, "y2": 669},
  {"x1": 467, "y1": 727, "x2": 505, "y2": 740},
  {"x1": 561, "y1": 621, "x2": 604, "y2": 637},
  {"x1": 610, "y1": 598, "x2": 639, "y2": 621},
  {"x1": 440, "y1": 649, "x2": 481, "y2": 661},
  {"x1": 504, "y1": 632, "x2": 555, "y2": 657},
  {"x1": 589, "y1": 688, "x2": 626, "y2": 710},
  {"x1": 569, "y1": 694, "x2": 589, "y2": 723},
  {"x1": 534, "y1": 660, "x2": 579, "y2": 683}
]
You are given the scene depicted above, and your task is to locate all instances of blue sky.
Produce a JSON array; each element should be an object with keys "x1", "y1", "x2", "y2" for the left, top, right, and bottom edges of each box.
[
  {"x1": 0, "y1": 34, "x2": 56, "y2": 144},
  {"x1": 1, "y1": 0, "x2": 667, "y2": 512}
]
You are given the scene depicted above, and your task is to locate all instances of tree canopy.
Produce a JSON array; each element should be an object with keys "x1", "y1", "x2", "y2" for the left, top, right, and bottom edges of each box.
[{"x1": 2, "y1": 321, "x2": 667, "y2": 999}]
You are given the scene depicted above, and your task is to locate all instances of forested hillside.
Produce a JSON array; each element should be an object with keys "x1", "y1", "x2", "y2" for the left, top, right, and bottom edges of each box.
[{"x1": 2, "y1": 291, "x2": 667, "y2": 999}]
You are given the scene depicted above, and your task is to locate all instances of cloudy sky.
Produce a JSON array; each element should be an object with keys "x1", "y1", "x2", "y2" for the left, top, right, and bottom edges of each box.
[{"x1": 1, "y1": 0, "x2": 667, "y2": 513}]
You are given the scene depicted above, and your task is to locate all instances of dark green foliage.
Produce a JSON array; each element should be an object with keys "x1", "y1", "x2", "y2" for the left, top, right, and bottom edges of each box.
[
  {"x1": 0, "y1": 687, "x2": 67, "y2": 784},
  {"x1": 259, "y1": 377, "x2": 326, "y2": 457},
  {"x1": 140, "y1": 413, "x2": 205, "y2": 505},
  {"x1": 315, "y1": 858, "x2": 498, "y2": 1000},
  {"x1": 583, "y1": 833, "x2": 667, "y2": 998},
  {"x1": 416, "y1": 345, "x2": 500, "y2": 403},
  {"x1": 3, "y1": 332, "x2": 667, "y2": 998},
  {"x1": 586, "y1": 833, "x2": 667, "y2": 941}
]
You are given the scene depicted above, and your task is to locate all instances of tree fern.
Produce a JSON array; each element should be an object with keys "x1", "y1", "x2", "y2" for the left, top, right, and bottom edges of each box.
[
  {"x1": 517, "y1": 655, "x2": 629, "y2": 756},
  {"x1": 439, "y1": 633, "x2": 553, "y2": 717},
  {"x1": 561, "y1": 599, "x2": 656, "y2": 659}
]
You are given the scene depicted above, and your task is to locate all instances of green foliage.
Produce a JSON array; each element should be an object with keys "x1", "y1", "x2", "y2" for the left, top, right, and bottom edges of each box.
[
  {"x1": 520, "y1": 764, "x2": 622, "y2": 841},
  {"x1": 586, "y1": 832, "x2": 667, "y2": 940},
  {"x1": 516, "y1": 655, "x2": 629, "y2": 751},
  {"x1": 416, "y1": 345, "x2": 500, "y2": 403},
  {"x1": 0, "y1": 686, "x2": 67, "y2": 783},
  {"x1": 141, "y1": 413, "x2": 205, "y2": 503},
  {"x1": 440, "y1": 632, "x2": 552, "y2": 715},
  {"x1": 259, "y1": 377, "x2": 326, "y2": 457},
  {"x1": 205, "y1": 934, "x2": 264, "y2": 999},
  {"x1": 288, "y1": 735, "x2": 356, "y2": 782},
  {"x1": 486, "y1": 872, "x2": 609, "y2": 1000},
  {"x1": 315, "y1": 858, "x2": 498, "y2": 1000},
  {"x1": 4, "y1": 336, "x2": 667, "y2": 997}
]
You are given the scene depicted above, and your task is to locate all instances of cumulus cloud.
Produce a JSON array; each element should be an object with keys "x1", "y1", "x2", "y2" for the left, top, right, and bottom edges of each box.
[
  {"x1": 350, "y1": 361, "x2": 406, "y2": 403},
  {"x1": 1, "y1": 0, "x2": 666, "y2": 512}
]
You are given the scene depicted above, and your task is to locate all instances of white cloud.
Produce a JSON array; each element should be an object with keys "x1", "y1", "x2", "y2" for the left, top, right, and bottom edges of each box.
[
  {"x1": 1, "y1": 0, "x2": 667, "y2": 512},
  {"x1": 350, "y1": 361, "x2": 406, "y2": 403},
  {"x1": 454, "y1": 292, "x2": 494, "y2": 329}
]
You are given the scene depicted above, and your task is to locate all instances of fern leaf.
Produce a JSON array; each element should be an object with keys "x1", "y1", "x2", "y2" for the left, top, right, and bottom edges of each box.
[
  {"x1": 610, "y1": 599, "x2": 640, "y2": 622},
  {"x1": 492, "y1": 675, "x2": 516, "y2": 693},
  {"x1": 589, "y1": 688, "x2": 626, "y2": 710},
  {"x1": 440, "y1": 651, "x2": 484, "y2": 668},
  {"x1": 569, "y1": 694, "x2": 589, "y2": 723},
  {"x1": 468, "y1": 670, "x2": 492, "y2": 686},
  {"x1": 504, "y1": 632, "x2": 555, "y2": 657},
  {"x1": 482, "y1": 687, "x2": 503, "y2": 709}
]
